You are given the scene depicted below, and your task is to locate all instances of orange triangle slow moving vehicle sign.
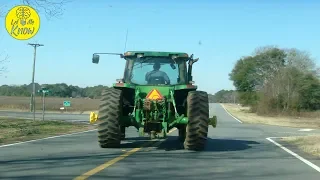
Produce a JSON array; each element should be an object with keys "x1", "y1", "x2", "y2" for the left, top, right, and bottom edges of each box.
[{"x1": 146, "y1": 89, "x2": 163, "y2": 100}]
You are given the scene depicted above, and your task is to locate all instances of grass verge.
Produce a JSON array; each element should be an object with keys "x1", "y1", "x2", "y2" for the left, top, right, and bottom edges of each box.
[
  {"x1": 222, "y1": 103, "x2": 320, "y2": 129},
  {"x1": 0, "y1": 117, "x2": 96, "y2": 145},
  {"x1": 282, "y1": 135, "x2": 320, "y2": 158}
]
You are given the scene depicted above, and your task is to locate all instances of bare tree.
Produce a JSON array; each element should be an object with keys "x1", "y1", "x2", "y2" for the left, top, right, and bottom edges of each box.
[
  {"x1": 0, "y1": 0, "x2": 70, "y2": 75},
  {"x1": 1, "y1": 0, "x2": 71, "y2": 19},
  {"x1": 22, "y1": 0, "x2": 71, "y2": 20},
  {"x1": 0, "y1": 7, "x2": 3, "y2": 17},
  {"x1": 0, "y1": 2, "x2": 7, "y2": 75},
  {"x1": 252, "y1": 45, "x2": 279, "y2": 56},
  {"x1": 277, "y1": 49, "x2": 318, "y2": 112},
  {"x1": 284, "y1": 48, "x2": 316, "y2": 73},
  {"x1": 0, "y1": 51, "x2": 9, "y2": 76}
]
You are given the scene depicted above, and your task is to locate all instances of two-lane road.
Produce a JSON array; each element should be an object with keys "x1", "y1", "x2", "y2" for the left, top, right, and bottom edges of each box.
[{"x1": 0, "y1": 104, "x2": 320, "y2": 179}]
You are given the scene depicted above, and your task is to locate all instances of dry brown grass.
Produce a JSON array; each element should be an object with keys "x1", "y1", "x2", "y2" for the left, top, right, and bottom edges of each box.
[
  {"x1": 282, "y1": 135, "x2": 320, "y2": 157},
  {"x1": 222, "y1": 103, "x2": 320, "y2": 129},
  {"x1": 0, "y1": 96, "x2": 100, "y2": 113},
  {"x1": 0, "y1": 117, "x2": 96, "y2": 145}
]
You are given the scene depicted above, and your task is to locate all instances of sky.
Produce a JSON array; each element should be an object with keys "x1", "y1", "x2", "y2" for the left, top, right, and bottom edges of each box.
[{"x1": 0, "y1": 0, "x2": 320, "y2": 94}]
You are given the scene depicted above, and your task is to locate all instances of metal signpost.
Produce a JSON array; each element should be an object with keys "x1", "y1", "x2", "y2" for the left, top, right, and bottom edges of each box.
[{"x1": 38, "y1": 87, "x2": 49, "y2": 120}]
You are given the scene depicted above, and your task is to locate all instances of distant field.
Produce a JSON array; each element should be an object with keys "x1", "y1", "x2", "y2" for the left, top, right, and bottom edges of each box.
[
  {"x1": 0, "y1": 96, "x2": 100, "y2": 113},
  {"x1": 222, "y1": 103, "x2": 320, "y2": 129}
]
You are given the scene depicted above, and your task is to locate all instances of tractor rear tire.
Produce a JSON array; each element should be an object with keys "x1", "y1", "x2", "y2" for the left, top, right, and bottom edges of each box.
[
  {"x1": 97, "y1": 88, "x2": 123, "y2": 148},
  {"x1": 184, "y1": 91, "x2": 209, "y2": 151}
]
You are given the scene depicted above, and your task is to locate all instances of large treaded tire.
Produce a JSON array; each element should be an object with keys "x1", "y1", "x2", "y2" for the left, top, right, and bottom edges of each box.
[
  {"x1": 184, "y1": 91, "x2": 209, "y2": 151},
  {"x1": 97, "y1": 88, "x2": 123, "y2": 148}
]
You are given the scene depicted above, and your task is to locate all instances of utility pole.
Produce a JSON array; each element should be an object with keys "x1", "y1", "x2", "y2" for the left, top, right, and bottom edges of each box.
[{"x1": 28, "y1": 43, "x2": 44, "y2": 121}]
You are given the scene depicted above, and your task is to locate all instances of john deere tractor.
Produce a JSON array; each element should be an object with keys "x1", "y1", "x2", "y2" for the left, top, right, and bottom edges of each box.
[{"x1": 90, "y1": 51, "x2": 217, "y2": 151}]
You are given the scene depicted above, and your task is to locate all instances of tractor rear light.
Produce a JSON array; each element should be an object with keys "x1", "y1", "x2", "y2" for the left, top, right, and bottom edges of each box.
[
  {"x1": 116, "y1": 79, "x2": 123, "y2": 83},
  {"x1": 189, "y1": 81, "x2": 195, "y2": 84},
  {"x1": 115, "y1": 83, "x2": 124, "y2": 87}
]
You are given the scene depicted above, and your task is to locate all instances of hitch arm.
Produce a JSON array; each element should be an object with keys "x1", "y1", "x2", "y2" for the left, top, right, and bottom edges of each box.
[{"x1": 209, "y1": 115, "x2": 217, "y2": 128}]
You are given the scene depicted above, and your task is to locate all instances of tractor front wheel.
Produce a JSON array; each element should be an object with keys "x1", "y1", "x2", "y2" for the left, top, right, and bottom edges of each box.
[
  {"x1": 97, "y1": 88, "x2": 123, "y2": 148},
  {"x1": 184, "y1": 91, "x2": 209, "y2": 151}
]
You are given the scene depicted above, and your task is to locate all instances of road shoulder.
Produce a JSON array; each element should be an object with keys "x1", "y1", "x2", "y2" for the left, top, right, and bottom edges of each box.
[
  {"x1": 221, "y1": 103, "x2": 320, "y2": 129},
  {"x1": 221, "y1": 103, "x2": 320, "y2": 159},
  {"x1": 267, "y1": 137, "x2": 320, "y2": 172}
]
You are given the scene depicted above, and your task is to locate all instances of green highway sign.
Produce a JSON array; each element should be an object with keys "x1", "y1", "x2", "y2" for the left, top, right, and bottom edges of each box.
[
  {"x1": 63, "y1": 101, "x2": 71, "y2": 107},
  {"x1": 38, "y1": 89, "x2": 50, "y2": 94}
]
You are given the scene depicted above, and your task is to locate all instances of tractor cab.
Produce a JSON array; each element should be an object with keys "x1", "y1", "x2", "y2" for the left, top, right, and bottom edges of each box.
[
  {"x1": 92, "y1": 51, "x2": 198, "y2": 87},
  {"x1": 122, "y1": 51, "x2": 189, "y2": 86}
]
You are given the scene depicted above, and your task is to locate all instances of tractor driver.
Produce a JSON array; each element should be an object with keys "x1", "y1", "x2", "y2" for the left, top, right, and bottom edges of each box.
[{"x1": 145, "y1": 62, "x2": 170, "y2": 84}]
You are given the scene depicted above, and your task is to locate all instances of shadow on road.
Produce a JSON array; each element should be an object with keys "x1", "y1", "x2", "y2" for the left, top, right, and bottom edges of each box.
[
  {"x1": 156, "y1": 136, "x2": 260, "y2": 152},
  {"x1": 119, "y1": 137, "x2": 158, "y2": 148},
  {"x1": 117, "y1": 135, "x2": 261, "y2": 152},
  {"x1": 0, "y1": 135, "x2": 269, "y2": 180}
]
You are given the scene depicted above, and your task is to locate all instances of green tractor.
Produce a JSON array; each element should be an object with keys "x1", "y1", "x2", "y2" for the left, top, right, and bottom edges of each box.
[{"x1": 90, "y1": 51, "x2": 217, "y2": 151}]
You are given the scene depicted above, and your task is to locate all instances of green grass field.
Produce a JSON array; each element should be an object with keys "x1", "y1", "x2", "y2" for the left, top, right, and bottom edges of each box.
[{"x1": 0, "y1": 96, "x2": 100, "y2": 113}]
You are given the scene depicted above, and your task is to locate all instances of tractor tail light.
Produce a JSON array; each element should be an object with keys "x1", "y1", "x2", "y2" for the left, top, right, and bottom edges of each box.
[{"x1": 116, "y1": 79, "x2": 123, "y2": 83}]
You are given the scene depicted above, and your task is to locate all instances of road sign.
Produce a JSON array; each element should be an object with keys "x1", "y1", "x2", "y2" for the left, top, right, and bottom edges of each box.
[
  {"x1": 63, "y1": 101, "x2": 71, "y2": 107},
  {"x1": 146, "y1": 89, "x2": 163, "y2": 100},
  {"x1": 38, "y1": 89, "x2": 50, "y2": 94}
]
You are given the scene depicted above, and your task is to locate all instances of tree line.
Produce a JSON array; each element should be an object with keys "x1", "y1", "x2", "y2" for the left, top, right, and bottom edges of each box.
[
  {"x1": 0, "y1": 83, "x2": 222, "y2": 101},
  {"x1": 227, "y1": 46, "x2": 320, "y2": 115},
  {"x1": 0, "y1": 83, "x2": 108, "y2": 99},
  {"x1": 0, "y1": 83, "x2": 231, "y2": 103},
  {"x1": 208, "y1": 90, "x2": 238, "y2": 104}
]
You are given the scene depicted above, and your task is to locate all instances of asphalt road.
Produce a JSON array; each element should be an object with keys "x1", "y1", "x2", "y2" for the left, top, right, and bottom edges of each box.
[{"x1": 0, "y1": 103, "x2": 320, "y2": 180}]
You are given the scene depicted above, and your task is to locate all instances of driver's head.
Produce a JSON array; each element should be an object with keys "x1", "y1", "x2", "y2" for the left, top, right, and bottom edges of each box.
[{"x1": 153, "y1": 62, "x2": 161, "y2": 70}]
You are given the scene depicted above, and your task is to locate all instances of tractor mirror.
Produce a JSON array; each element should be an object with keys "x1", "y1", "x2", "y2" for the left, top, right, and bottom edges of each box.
[
  {"x1": 189, "y1": 58, "x2": 199, "y2": 66},
  {"x1": 92, "y1": 54, "x2": 100, "y2": 64}
]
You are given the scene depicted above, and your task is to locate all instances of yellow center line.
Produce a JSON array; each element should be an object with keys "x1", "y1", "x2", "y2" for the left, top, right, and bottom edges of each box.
[{"x1": 73, "y1": 128, "x2": 177, "y2": 180}]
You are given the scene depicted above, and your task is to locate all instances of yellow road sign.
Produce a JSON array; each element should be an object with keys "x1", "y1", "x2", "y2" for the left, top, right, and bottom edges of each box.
[{"x1": 146, "y1": 89, "x2": 163, "y2": 100}]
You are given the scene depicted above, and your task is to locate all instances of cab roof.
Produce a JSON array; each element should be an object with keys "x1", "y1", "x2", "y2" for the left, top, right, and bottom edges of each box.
[{"x1": 124, "y1": 51, "x2": 189, "y2": 58}]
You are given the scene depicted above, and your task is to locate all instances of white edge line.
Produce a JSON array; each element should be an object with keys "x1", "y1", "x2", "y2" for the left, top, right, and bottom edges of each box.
[
  {"x1": 220, "y1": 104, "x2": 243, "y2": 123},
  {"x1": 266, "y1": 137, "x2": 320, "y2": 173},
  {"x1": 0, "y1": 129, "x2": 97, "y2": 148}
]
